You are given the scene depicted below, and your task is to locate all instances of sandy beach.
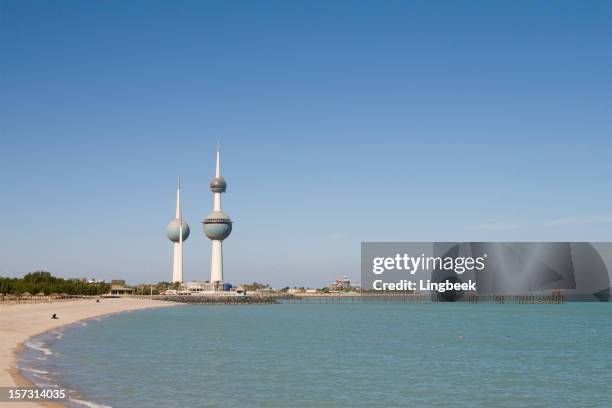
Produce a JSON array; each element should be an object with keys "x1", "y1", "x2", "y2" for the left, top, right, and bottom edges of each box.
[{"x1": 0, "y1": 297, "x2": 178, "y2": 407}]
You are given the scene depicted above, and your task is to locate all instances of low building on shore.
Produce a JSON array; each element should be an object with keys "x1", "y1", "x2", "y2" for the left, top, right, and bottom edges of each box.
[
  {"x1": 109, "y1": 280, "x2": 135, "y2": 295},
  {"x1": 181, "y1": 281, "x2": 215, "y2": 293},
  {"x1": 180, "y1": 281, "x2": 234, "y2": 294},
  {"x1": 329, "y1": 276, "x2": 352, "y2": 292}
]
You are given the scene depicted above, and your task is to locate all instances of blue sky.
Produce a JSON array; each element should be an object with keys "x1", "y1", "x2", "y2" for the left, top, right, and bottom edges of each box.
[{"x1": 1, "y1": 1, "x2": 611, "y2": 287}]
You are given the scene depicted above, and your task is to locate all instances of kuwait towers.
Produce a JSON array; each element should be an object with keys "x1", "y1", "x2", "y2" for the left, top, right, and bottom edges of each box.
[
  {"x1": 166, "y1": 178, "x2": 190, "y2": 283},
  {"x1": 203, "y1": 145, "x2": 233, "y2": 290}
]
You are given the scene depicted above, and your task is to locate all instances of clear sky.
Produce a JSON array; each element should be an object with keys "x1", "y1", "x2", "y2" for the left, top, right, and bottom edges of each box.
[{"x1": 1, "y1": 1, "x2": 611, "y2": 287}]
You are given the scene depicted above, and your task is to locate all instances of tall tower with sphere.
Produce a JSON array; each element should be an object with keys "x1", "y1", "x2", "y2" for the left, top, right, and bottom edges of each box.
[
  {"x1": 203, "y1": 145, "x2": 232, "y2": 290},
  {"x1": 166, "y1": 177, "x2": 190, "y2": 283}
]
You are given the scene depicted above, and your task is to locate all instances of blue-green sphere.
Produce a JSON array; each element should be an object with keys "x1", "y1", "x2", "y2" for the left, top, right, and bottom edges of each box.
[
  {"x1": 203, "y1": 211, "x2": 232, "y2": 240},
  {"x1": 166, "y1": 219, "x2": 190, "y2": 242}
]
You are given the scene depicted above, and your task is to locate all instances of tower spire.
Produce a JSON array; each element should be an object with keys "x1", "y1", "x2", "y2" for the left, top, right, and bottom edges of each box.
[
  {"x1": 215, "y1": 142, "x2": 220, "y2": 178},
  {"x1": 175, "y1": 175, "x2": 181, "y2": 219}
]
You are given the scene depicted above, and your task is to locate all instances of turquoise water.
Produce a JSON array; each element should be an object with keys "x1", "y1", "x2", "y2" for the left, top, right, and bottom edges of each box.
[{"x1": 20, "y1": 303, "x2": 612, "y2": 408}]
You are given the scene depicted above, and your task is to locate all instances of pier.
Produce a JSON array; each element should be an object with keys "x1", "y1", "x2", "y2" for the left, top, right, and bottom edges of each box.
[
  {"x1": 155, "y1": 295, "x2": 279, "y2": 304},
  {"x1": 466, "y1": 291, "x2": 565, "y2": 304},
  {"x1": 128, "y1": 291, "x2": 567, "y2": 305},
  {"x1": 278, "y1": 292, "x2": 566, "y2": 304}
]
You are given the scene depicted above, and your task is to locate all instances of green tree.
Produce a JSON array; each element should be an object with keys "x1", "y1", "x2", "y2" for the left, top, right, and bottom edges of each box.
[{"x1": 0, "y1": 271, "x2": 110, "y2": 296}]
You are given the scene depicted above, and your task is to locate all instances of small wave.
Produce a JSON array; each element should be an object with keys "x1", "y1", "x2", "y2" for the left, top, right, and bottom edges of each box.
[
  {"x1": 31, "y1": 372, "x2": 52, "y2": 381},
  {"x1": 17, "y1": 366, "x2": 55, "y2": 382},
  {"x1": 27, "y1": 377, "x2": 61, "y2": 388},
  {"x1": 70, "y1": 398, "x2": 112, "y2": 408},
  {"x1": 82, "y1": 322, "x2": 88, "y2": 326},
  {"x1": 25, "y1": 340, "x2": 53, "y2": 356},
  {"x1": 39, "y1": 382, "x2": 61, "y2": 388},
  {"x1": 18, "y1": 366, "x2": 50, "y2": 375},
  {"x1": 52, "y1": 330, "x2": 64, "y2": 339}
]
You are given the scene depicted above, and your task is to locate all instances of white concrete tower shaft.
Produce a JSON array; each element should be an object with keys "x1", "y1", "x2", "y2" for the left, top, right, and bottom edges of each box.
[
  {"x1": 211, "y1": 147, "x2": 223, "y2": 284},
  {"x1": 172, "y1": 177, "x2": 184, "y2": 283}
]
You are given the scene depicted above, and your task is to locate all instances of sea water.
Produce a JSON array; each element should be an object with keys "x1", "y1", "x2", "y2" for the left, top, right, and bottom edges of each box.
[{"x1": 19, "y1": 303, "x2": 612, "y2": 408}]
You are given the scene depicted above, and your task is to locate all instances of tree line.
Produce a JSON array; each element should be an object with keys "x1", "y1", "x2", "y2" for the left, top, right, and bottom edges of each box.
[{"x1": 0, "y1": 271, "x2": 110, "y2": 296}]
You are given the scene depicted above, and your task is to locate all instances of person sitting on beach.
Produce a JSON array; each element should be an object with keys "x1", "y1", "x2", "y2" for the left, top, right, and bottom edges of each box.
[{"x1": 51, "y1": 313, "x2": 58, "y2": 319}]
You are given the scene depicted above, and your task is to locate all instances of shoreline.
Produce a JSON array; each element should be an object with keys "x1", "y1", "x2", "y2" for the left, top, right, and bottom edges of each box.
[
  {"x1": 9, "y1": 342, "x2": 65, "y2": 408},
  {"x1": 0, "y1": 297, "x2": 179, "y2": 408}
]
